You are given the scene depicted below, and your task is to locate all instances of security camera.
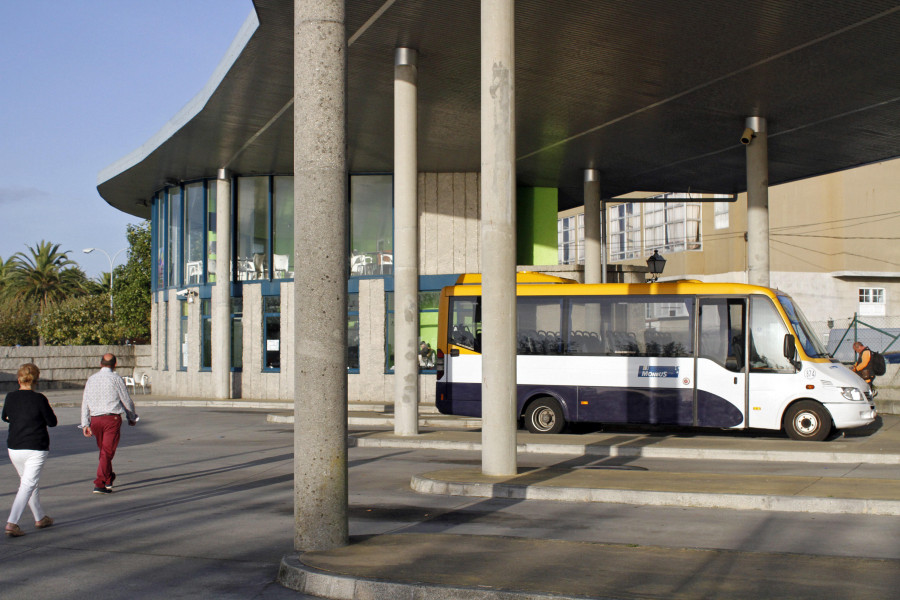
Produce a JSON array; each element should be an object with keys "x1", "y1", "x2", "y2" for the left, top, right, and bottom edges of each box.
[
  {"x1": 175, "y1": 289, "x2": 189, "y2": 297},
  {"x1": 740, "y1": 127, "x2": 755, "y2": 145}
]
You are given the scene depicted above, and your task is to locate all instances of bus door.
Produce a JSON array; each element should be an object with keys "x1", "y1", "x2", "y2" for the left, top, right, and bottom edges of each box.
[
  {"x1": 746, "y1": 296, "x2": 801, "y2": 429},
  {"x1": 695, "y1": 298, "x2": 747, "y2": 428}
]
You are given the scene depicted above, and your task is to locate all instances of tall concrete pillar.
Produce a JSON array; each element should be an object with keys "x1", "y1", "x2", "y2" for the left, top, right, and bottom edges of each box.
[
  {"x1": 481, "y1": 0, "x2": 518, "y2": 477},
  {"x1": 293, "y1": 0, "x2": 348, "y2": 551},
  {"x1": 745, "y1": 116, "x2": 770, "y2": 287},
  {"x1": 583, "y1": 169, "x2": 602, "y2": 284},
  {"x1": 212, "y1": 170, "x2": 232, "y2": 399},
  {"x1": 394, "y1": 48, "x2": 420, "y2": 436}
]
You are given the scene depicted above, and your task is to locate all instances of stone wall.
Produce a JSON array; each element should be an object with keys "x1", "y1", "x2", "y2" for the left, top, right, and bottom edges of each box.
[{"x1": 0, "y1": 345, "x2": 152, "y2": 391}]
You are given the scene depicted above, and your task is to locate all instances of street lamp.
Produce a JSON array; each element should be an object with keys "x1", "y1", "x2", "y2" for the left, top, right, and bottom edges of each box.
[
  {"x1": 83, "y1": 247, "x2": 127, "y2": 317},
  {"x1": 646, "y1": 249, "x2": 667, "y2": 282}
]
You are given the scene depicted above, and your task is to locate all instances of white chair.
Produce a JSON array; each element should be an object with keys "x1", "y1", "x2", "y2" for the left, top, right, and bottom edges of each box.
[
  {"x1": 138, "y1": 373, "x2": 150, "y2": 395},
  {"x1": 123, "y1": 376, "x2": 136, "y2": 395}
]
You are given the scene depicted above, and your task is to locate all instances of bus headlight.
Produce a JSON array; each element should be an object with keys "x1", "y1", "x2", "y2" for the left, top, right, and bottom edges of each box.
[{"x1": 840, "y1": 387, "x2": 865, "y2": 402}]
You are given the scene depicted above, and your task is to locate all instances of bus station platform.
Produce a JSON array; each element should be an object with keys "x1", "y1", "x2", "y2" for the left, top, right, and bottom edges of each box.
[{"x1": 279, "y1": 416, "x2": 900, "y2": 599}]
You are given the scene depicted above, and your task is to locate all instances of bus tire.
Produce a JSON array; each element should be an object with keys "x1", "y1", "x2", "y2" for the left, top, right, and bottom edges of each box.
[
  {"x1": 783, "y1": 400, "x2": 832, "y2": 441},
  {"x1": 524, "y1": 398, "x2": 565, "y2": 434}
]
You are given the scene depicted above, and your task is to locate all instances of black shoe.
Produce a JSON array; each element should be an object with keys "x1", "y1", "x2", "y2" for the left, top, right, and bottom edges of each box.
[
  {"x1": 106, "y1": 472, "x2": 116, "y2": 490},
  {"x1": 93, "y1": 487, "x2": 111, "y2": 494}
]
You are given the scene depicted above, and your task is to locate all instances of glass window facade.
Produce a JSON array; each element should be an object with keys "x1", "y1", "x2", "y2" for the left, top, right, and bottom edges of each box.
[
  {"x1": 200, "y1": 299, "x2": 212, "y2": 370},
  {"x1": 348, "y1": 293, "x2": 359, "y2": 371},
  {"x1": 167, "y1": 187, "x2": 182, "y2": 287},
  {"x1": 237, "y1": 177, "x2": 270, "y2": 280},
  {"x1": 179, "y1": 300, "x2": 189, "y2": 370},
  {"x1": 418, "y1": 291, "x2": 440, "y2": 371},
  {"x1": 207, "y1": 184, "x2": 217, "y2": 283},
  {"x1": 273, "y1": 176, "x2": 294, "y2": 278},
  {"x1": 609, "y1": 203, "x2": 641, "y2": 261},
  {"x1": 184, "y1": 182, "x2": 205, "y2": 285},
  {"x1": 350, "y1": 175, "x2": 393, "y2": 277},
  {"x1": 231, "y1": 297, "x2": 243, "y2": 370}
]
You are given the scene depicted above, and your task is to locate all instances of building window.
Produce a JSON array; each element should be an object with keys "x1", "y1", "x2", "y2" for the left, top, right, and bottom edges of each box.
[
  {"x1": 609, "y1": 203, "x2": 641, "y2": 261},
  {"x1": 714, "y1": 201, "x2": 730, "y2": 230},
  {"x1": 859, "y1": 287, "x2": 885, "y2": 317},
  {"x1": 162, "y1": 301, "x2": 169, "y2": 371},
  {"x1": 167, "y1": 186, "x2": 182, "y2": 287},
  {"x1": 153, "y1": 193, "x2": 165, "y2": 290},
  {"x1": 558, "y1": 215, "x2": 583, "y2": 265},
  {"x1": 272, "y1": 176, "x2": 294, "y2": 279},
  {"x1": 348, "y1": 293, "x2": 359, "y2": 372},
  {"x1": 350, "y1": 175, "x2": 393, "y2": 277},
  {"x1": 237, "y1": 177, "x2": 270, "y2": 280},
  {"x1": 207, "y1": 183, "x2": 217, "y2": 284},
  {"x1": 231, "y1": 297, "x2": 243, "y2": 370},
  {"x1": 178, "y1": 300, "x2": 188, "y2": 370},
  {"x1": 385, "y1": 292, "x2": 394, "y2": 372},
  {"x1": 263, "y1": 296, "x2": 280, "y2": 371},
  {"x1": 643, "y1": 197, "x2": 701, "y2": 254},
  {"x1": 184, "y1": 182, "x2": 205, "y2": 285},
  {"x1": 200, "y1": 299, "x2": 211, "y2": 370},
  {"x1": 419, "y1": 291, "x2": 440, "y2": 371}
]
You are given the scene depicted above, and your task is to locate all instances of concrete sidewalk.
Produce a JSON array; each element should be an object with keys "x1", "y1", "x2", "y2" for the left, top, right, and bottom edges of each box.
[{"x1": 13, "y1": 399, "x2": 899, "y2": 599}]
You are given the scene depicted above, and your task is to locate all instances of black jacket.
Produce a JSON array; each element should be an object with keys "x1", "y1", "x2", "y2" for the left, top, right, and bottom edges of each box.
[{"x1": 2, "y1": 390, "x2": 58, "y2": 450}]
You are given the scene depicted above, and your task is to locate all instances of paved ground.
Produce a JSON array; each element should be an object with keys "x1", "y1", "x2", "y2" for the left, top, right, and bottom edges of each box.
[{"x1": 1, "y1": 403, "x2": 899, "y2": 599}]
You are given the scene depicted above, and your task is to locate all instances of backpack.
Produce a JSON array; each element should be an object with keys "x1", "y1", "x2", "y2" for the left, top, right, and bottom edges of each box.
[{"x1": 870, "y1": 350, "x2": 886, "y2": 376}]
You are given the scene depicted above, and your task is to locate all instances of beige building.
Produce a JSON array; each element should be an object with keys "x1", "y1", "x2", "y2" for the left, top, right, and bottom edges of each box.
[{"x1": 559, "y1": 157, "x2": 900, "y2": 335}]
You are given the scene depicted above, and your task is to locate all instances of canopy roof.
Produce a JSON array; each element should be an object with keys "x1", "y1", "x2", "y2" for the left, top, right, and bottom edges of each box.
[{"x1": 98, "y1": 0, "x2": 900, "y2": 218}]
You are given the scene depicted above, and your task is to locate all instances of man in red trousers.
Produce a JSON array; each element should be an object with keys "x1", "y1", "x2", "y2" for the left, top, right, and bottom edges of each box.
[{"x1": 80, "y1": 354, "x2": 138, "y2": 494}]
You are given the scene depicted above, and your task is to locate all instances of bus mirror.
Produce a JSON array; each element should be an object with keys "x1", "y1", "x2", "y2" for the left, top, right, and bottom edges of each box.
[
  {"x1": 783, "y1": 333, "x2": 795, "y2": 359},
  {"x1": 783, "y1": 333, "x2": 800, "y2": 369}
]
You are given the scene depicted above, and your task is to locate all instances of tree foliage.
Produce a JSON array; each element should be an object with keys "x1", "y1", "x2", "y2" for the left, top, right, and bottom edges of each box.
[
  {"x1": 112, "y1": 221, "x2": 152, "y2": 343},
  {"x1": 0, "y1": 298, "x2": 39, "y2": 346},
  {"x1": 3, "y1": 241, "x2": 89, "y2": 311},
  {"x1": 38, "y1": 294, "x2": 121, "y2": 345}
]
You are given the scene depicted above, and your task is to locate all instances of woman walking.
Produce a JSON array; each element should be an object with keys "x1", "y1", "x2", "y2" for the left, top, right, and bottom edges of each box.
[{"x1": 3, "y1": 363, "x2": 57, "y2": 537}]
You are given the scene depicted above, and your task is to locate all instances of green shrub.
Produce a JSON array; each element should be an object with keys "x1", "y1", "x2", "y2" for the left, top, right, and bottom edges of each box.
[
  {"x1": 38, "y1": 294, "x2": 122, "y2": 345},
  {"x1": 0, "y1": 299, "x2": 39, "y2": 346}
]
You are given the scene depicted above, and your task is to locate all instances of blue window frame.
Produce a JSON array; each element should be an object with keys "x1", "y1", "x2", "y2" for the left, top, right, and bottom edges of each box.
[{"x1": 178, "y1": 300, "x2": 188, "y2": 371}]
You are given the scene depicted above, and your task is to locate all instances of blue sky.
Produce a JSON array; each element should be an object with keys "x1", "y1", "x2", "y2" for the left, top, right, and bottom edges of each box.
[{"x1": 0, "y1": 0, "x2": 251, "y2": 277}]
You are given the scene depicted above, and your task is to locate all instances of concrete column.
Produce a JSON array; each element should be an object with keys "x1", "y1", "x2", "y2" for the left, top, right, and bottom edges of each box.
[
  {"x1": 582, "y1": 169, "x2": 602, "y2": 284},
  {"x1": 293, "y1": 0, "x2": 348, "y2": 551},
  {"x1": 745, "y1": 116, "x2": 770, "y2": 287},
  {"x1": 212, "y1": 171, "x2": 232, "y2": 399},
  {"x1": 600, "y1": 200, "x2": 608, "y2": 284},
  {"x1": 481, "y1": 0, "x2": 517, "y2": 477},
  {"x1": 393, "y1": 48, "x2": 419, "y2": 436}
]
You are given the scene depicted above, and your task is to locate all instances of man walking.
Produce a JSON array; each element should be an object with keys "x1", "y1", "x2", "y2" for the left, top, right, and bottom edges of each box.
[{"x1": 81, "y1": 353, "x2": 138, "y2": 494}]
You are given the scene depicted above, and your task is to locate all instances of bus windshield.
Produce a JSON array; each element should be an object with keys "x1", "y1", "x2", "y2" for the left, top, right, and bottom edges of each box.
[{"x1": 777, "y1": 295, "x2": 829, "y2": 358}]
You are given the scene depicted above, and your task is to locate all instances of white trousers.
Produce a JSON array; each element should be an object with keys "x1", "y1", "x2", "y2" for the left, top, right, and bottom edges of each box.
[{"x1": 7, "y1": 448, "x2": 48, "y2": 525}]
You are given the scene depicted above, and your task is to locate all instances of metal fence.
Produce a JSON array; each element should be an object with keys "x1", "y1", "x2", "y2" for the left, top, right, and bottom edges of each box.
[{"x1": 809, "y1": 315, "x2": 900, "y2": 363}]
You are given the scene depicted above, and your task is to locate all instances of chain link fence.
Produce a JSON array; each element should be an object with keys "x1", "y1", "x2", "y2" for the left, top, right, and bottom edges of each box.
[{"x1": 809, "y1": 315, "x2": 900, "y2": 363}]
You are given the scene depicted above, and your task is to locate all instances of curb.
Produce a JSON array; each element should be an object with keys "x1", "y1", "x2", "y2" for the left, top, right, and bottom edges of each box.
[
  {"x1": 277, "y1": 555, "x2": 603, "y2": 600},
  {"x1": 410, "y1": 473, "x2": 900, "y2": 516},
  {"x1": 353, "y1": 435, "x2": 900, "y2": 465}
]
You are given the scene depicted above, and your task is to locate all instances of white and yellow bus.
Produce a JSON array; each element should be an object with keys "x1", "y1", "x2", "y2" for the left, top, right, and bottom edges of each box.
[{"x1": 435, "y1": 273, "x2": 877, "y2": 441}]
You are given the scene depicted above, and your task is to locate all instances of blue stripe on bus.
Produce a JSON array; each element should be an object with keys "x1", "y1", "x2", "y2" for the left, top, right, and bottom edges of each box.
[{"x1": 436, "y1": 382, "x2": 742, "y2": 428}]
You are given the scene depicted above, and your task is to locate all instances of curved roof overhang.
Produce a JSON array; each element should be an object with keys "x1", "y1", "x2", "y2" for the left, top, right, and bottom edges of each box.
[{"x1": 99, "y1": 0, "x2": 900, "y2": 219}]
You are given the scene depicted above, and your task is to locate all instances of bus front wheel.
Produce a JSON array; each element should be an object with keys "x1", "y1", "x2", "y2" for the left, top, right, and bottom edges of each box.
[
  {"x1": 783, "y1": 400, "x2": 832, "y2": 441},
  {"x1": 524, "y1": 398, "x2": 565, "y2": 434}
]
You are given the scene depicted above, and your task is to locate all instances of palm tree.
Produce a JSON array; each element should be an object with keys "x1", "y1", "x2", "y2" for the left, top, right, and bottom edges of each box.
[
  {"x1": 4, "y1": 241, "x2": 88, "y2": 311},
  {"x1": 0, "y1": 255, "x2": 17, "y2": 294}
]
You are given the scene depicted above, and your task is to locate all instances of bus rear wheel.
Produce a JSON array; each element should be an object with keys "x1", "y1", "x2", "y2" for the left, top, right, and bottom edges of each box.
[
  {"x1": 783, "y1": 400, "x2": 832, "y2": 441},
  {"x1": 524, "y1": 398, "x2": 565, "y2": 434}
]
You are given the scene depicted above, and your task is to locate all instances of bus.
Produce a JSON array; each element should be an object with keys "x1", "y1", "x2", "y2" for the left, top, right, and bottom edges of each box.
[{"x1": 434, "y1": 273, "x2": 877, "y2": 441}]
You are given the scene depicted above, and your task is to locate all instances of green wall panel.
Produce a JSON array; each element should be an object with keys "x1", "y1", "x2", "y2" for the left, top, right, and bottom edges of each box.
[{"x1": 517, "y1": 187, "x2": 558, "y2": 265}]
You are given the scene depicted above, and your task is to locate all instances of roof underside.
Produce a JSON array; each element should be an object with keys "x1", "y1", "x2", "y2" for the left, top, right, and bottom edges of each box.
[{"x1": 99, "y1": 0, "x2": 900, "y2": 218}]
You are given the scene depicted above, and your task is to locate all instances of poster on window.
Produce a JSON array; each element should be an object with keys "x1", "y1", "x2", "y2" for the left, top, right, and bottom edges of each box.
[{"x1": 267, "y1": 339, "x2": 280, "y2": 352}]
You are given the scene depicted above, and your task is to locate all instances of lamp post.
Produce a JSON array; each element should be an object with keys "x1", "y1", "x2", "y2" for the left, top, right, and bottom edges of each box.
[
  {"x1": 646, "y1": 249, "x2": 666, "y2": 282},
  {"x1": 83, "y1": 247, "x2": 126, "y2": 317}
]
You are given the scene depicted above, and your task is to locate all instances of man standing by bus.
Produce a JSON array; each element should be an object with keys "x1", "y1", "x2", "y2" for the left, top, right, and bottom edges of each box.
[
  {"x1": 80, "y1": 354, "x2": 138, "y2": 494},
  {"x1": 850, "y1": 341, "x2": 875, "y2": 386}
]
